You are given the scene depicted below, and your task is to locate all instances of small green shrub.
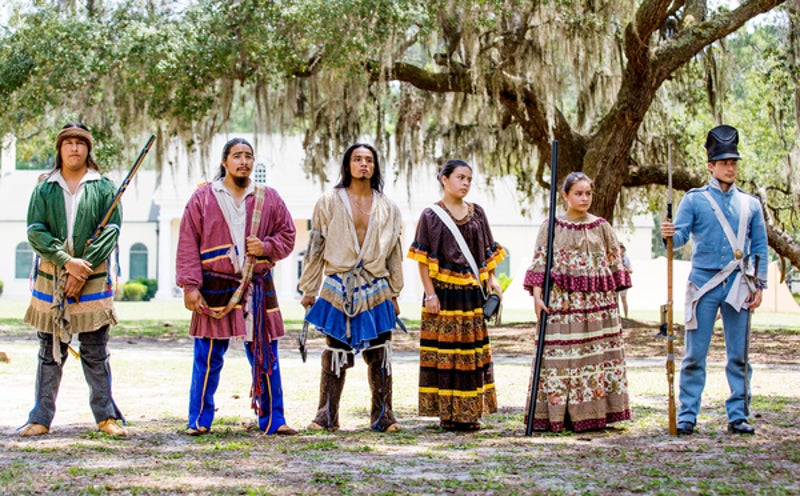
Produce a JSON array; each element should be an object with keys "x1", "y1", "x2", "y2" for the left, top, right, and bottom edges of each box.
[
  {"x1": 133, "y1": 277, "x2": 158, "y2": 301},
  {"x1": 0, "y1": 279, "x2": 4, "y2": 297},
  {"x1": 497, "y1": 273, "x2": 512, "y2": 292},
  {"x1": 122, "y1": 281, "x2": 147, "y2": 302}
]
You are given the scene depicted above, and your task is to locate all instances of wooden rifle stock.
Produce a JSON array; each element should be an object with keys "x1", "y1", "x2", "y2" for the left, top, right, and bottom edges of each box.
[
  {"x1": 86, "y1": 135, "x2": 156, "y2": 247},
  {"x1": 666, "y1": 145, "x2": 677, "y2": 436},
  {"x1": 525, "y1": 140, "x2": 558, "y2": 436}
]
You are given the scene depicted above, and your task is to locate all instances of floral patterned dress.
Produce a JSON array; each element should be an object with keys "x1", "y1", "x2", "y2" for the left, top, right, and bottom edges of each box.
[{"x1": 523, "y1": 214, "x2": 632, "y2": 432}]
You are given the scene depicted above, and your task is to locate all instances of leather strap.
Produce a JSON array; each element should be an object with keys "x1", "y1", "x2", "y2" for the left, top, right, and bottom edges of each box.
[{"x1": 429, "y1": 203, "x2": 487, "y2": 299}]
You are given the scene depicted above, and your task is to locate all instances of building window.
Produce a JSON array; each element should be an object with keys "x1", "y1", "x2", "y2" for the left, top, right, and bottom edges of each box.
[
  {"x1": 15, "y1": 241, "x2": 34, "y2": 279},
  {"x1": 129, "y1": 242, "x2": 148, "y2": 279},
  {"x1": 253, "y1": 163, "x2": 268, "y2": 185}
]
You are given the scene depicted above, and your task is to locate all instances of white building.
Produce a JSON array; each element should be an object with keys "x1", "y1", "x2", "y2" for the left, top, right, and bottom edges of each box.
[{"x1": 0, "y1": 133, "x2": 654, "y2": 307}]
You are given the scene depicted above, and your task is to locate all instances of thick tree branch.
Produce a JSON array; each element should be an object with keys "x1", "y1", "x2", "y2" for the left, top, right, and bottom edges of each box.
[
  {"x1": 493, "y1": 75, "x2": 585, "y2": 190},
  {"x1": 632, "y1": 0, "x2": 674, "y2": 47},
  {"x1": 768, "y1": 223, "x2": 800, "y2": 270},
  {"x1": 626, "y1": 163, "x2": 707, "y2": 190},
  {"x1": 623, "y1": 0, "x2": 672, "y2": 82},
  {"x1": 366, "y1": 60, "x2": 475, "y2": 93},
  {"x1": 654, "y1": 0, "x2": 787, "y2": 79},
  {"x1": 361, "y1": 57, "x2": 585, "y2": 191},
  {"x1": 632, "y1": 163, "x2": 800, "y2": 270}
]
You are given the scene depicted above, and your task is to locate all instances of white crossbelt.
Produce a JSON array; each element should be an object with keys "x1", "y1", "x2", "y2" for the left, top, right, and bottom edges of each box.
[
  {"x1": 429, "y1": 204, "x2": 487, "y2": 299},
  {"x1": 684, "y1": 190, "x2": 754, "y2": 330}
]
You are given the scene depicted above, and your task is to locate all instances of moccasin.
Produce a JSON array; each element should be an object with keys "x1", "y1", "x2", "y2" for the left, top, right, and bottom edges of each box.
[
  {"x1": 185, "y1": 426, "x2": 210, "y2": 436},
  {"x1": 306, "y1": 421, "x2": 337, "y2": 432},
  {"x1": 19, "y1": 423, "x2": 49, "y2": 437},
  {"x1": 274, "y1": 424, "x2": 299, "y2": 436},
  {"x1": 97, "y1": 419, "x2": 128, "y2": 437}
]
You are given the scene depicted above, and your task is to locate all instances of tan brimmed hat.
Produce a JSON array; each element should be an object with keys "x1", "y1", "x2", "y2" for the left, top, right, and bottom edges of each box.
[{"x1": 55, "y1": 126, "x2": 94, "y2": 152}]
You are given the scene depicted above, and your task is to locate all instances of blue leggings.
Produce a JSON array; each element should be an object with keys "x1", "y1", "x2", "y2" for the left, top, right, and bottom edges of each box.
[
  {"x1": 188, "y1": 337, "x2": 230, "y2": 430},
  {"x1": 244, "y1": 340, "x2": 288, "y2": 434}
]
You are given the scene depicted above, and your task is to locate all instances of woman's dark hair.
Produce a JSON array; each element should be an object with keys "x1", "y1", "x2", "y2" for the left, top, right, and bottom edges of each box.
[
  {"x1": 437, "y1": 159, "x2": 472, "y2": 186},
  {"x1": 55, "y1": 122, "x2": 99, "y2": 171},
  {"x1": 215, "y1": 137, "x2": 254, "y2": 180},
  {"x1": 334, "y1": 143, "x2": 383, "y2": 192},
  {"x1": 562, "y1": 171, "x2": 593, "y2": 194}
]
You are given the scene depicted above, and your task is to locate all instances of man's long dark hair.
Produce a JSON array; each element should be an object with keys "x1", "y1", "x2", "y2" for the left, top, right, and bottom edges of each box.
[
  {"x1": 215, "y1": 137, "x2": 253, "y2": 180},
  {"x1": 334, "y1": 143, "x2": 384, "y2": 192}
]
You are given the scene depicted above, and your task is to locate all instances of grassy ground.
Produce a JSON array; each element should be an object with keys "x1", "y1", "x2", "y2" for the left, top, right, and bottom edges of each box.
[{"x1": 1, "y1": 300, "x2": 799, "y2": 495}]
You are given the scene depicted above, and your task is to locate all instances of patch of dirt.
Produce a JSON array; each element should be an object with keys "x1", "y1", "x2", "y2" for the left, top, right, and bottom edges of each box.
[
  {"x1": 2, "y1": 321, "x2": 799, "y2": 495},
  {"x1": 620, "y1": 318, "x2": 800, "y2": 365}
]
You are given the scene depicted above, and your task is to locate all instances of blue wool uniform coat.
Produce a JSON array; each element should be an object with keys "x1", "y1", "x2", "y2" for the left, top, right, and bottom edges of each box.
[{"x1": 671, "y1": 178, "x2": 768, "y2": 287}]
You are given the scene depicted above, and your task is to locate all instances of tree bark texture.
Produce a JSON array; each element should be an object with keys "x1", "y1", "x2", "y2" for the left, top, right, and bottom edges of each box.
[{"x1": 366, "y1": 0, "x2": 799, "y2": 270}]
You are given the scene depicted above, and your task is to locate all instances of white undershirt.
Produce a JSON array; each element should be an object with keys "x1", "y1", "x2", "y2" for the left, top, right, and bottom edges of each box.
[
  {"x1": 48, "y1": 169, "x2": 101, "y2": 256},
  {"x1": 211, "y1": 178, "x2": 254, "y2": 272}
]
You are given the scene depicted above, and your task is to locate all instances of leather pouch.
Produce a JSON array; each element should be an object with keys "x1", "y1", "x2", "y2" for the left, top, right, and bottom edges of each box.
[{"x1": 482, "y1": 293, "x2": 501, "y2": 322}]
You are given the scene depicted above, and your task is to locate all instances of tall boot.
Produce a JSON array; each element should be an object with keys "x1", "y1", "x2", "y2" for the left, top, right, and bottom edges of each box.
[
  {"x1": 364, "y1": 343, "x2": 397, "y2": 431},
  {"x1": 310, "y1": 348, "x2": 352, "y2": 431}
]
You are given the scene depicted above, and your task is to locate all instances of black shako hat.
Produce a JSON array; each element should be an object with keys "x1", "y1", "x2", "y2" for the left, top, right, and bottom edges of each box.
[{"x1": 705, "y1": 125, "x2": 741, "y2": 162}]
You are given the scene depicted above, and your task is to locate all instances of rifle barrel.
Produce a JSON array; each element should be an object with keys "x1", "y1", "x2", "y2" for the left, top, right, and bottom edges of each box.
[
  {"x1": 87, "y1": 135, "x2": 156, "y2": 247},
  {"x1": 525, "y1": 140, "x2": 558, "y2": 436}
]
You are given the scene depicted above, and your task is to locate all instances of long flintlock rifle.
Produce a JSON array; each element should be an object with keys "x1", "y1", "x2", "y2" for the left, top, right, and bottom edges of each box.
[
  {"x1": 87, "y1": 135, "x2": 156, "y2": 246},
  {"x1": 525, "y1": 140, "x2": 558, "y2": 437},
  {"x1": 63, "y1": 135, "x2": 156, "y2": 360},
  {"x1": 666, "y1": 144, "x2": 677, "y2": 436}
]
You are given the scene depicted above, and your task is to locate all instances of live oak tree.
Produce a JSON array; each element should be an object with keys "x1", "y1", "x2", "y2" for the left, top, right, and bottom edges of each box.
[{"x1": 1, "y1": 0, "x2": 798, "y2": 272}]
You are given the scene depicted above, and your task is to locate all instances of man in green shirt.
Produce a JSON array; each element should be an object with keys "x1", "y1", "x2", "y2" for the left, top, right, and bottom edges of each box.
[{"x1": 19, "y1": 122, "x2": 126, "y2": 437}]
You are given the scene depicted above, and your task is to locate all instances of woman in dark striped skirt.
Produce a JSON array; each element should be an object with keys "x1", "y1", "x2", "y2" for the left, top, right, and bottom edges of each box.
[{"x1": 408, "y1": 160, "x2": 506, "y2": 431}]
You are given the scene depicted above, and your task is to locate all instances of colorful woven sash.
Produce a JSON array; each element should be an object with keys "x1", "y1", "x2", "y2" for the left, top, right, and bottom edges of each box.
[{"x1": 201, "y1": 185, "x2": 266, "y2": 319}]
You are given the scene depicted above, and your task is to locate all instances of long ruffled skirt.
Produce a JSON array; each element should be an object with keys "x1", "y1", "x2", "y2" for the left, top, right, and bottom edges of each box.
[
  {"x1": 526, "y1": 286, "x2": 631, "y2": 432},
  {"x1": 419, "y1": 281, "x2": 497, "y2": 423}
]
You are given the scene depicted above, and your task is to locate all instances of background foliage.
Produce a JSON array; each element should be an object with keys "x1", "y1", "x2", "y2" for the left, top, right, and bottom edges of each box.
[{"x1": 1, "y1": 0, "x2": 798, "y2": 267}]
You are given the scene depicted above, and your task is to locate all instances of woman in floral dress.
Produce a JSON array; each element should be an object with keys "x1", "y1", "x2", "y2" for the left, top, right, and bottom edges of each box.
[{"x1": 523, "y1": 172, "x2": 632, "y2": 432}]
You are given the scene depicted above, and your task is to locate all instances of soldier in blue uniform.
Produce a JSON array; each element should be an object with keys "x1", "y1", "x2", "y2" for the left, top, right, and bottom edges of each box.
[{"x1": 661, "y1": 125, "x2": 768, "y2": 435}]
